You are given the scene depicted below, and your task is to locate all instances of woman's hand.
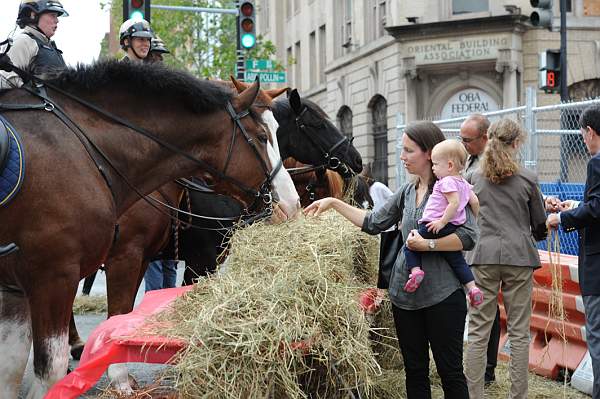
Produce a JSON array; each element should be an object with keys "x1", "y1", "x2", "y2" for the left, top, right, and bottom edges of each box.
[
  {"x1": 406, "y1": 229, "x2": 428, "y2": 251},
  {"x1": 303, "y1": 197, "x2": 338, "y2": 217}
]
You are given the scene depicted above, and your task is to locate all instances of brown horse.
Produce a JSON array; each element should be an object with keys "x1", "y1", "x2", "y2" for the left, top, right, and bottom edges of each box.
[
  {"x1": 0, "y1": 60, "x2": 297, "y2": 398},
  {"x1": 285, "y1": 158, "x2": 345, "y2": 207},
  {"x1": 66, "y1": 82, "x2": 291, "y2": 376}
]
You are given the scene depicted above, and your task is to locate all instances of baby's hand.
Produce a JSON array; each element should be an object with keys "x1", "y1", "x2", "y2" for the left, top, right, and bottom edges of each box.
[{"x1": 426, "y1": 220, "x2": 446, "y2": 234}]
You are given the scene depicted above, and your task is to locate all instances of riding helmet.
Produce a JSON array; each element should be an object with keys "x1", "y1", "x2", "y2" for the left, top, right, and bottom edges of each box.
[
  {"x1": 119, "y1": 18, "x2": 154, "y2": 48},
  {"x1": 150, "y1": 36, "x2": 170, "y2": 54},
  {"x1": 17, "y1": 0, "x2": 69, "y2": 29}
]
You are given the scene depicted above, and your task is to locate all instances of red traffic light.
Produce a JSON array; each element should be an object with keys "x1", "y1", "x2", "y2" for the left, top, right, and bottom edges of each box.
[
  {"x1": 241, "y1": 18, "x2": 254, "y2": 32},
  {"x1": 132, "y1": 0, "x2": 144, "y2": 8},
  {"x1": 240, "y1": 2, "x2": 254, "y2": 17}
]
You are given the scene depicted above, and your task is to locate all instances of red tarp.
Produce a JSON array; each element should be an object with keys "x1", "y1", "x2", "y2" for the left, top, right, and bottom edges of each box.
[{"x1": 46, "y1": 286, "x2": 193, "y2": 399}]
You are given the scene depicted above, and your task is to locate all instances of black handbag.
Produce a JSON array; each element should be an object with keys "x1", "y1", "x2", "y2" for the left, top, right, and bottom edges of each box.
[{"x1": 377, "y1": 187, "x2": 406, "y2": 289}]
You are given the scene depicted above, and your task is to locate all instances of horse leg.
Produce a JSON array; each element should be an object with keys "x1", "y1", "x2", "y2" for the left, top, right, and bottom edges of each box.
[
  {"x1": 105, "y1": 254, "x2": 147, "y2": 394},
  {"x1": 26, "y1": 277, "x2": 78, "y2": 399},
  {"x1": 0, "y1": 290, "x2": 32, "y2": 398},
  {"x1": 68, "y1": 312, "x2": 85, "y2": 360}
]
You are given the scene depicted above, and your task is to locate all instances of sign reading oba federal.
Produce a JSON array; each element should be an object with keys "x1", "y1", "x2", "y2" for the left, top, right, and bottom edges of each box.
[
  {"x1": 406, "y1": 34, "x2": 511, "y2": 65},
  {"x1": 441, "y1": 89, "x2": 499, "y2": 119}
]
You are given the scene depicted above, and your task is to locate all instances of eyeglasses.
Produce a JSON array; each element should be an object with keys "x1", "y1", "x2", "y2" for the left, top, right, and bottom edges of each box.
[{"x1": 459, "y1": 134, "x2": 484, "y2": 144}]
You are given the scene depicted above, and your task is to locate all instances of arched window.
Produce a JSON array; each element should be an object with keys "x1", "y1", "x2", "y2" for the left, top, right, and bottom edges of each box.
[
  {"x1": 337, "y1": 106, "x2": 353, "y2": 140},
  {"x1": 369, "y1": 95, "x2": 388, "y2": 184}
]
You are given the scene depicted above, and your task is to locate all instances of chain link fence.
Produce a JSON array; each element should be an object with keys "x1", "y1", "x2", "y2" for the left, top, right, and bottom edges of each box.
[{"x1": 396, "y1": 87, "x2": 600, "y2": 255}]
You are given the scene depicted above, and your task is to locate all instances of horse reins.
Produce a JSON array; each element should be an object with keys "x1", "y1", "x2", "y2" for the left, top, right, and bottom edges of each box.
[
  {"x1": 294, "y1": 106, "x2": 352, "y2": 176},
  {"x1": 0, "y1": 56, "x2": 281, "y2": 227}
]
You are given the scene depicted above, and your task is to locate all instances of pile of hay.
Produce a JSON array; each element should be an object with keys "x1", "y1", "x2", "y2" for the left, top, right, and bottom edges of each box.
[
  {"x1": 73, "y1": 294, "x2": 107, "y2": 314},
  {"x1": 155, "y1": 212, "x2": 388, "y2": 398}
]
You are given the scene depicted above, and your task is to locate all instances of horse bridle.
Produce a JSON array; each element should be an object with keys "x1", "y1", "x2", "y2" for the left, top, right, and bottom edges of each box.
[
  {"x1": 0, "y1": 54, "x2": 281, "y2": 222},
  {"x1": 294, "y1": 106, "x2": 352, "y2": 176}
]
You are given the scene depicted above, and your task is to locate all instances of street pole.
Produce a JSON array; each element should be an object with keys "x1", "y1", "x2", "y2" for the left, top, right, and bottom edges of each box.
[
  {"x1": 235, "y1": 0, "x2": 245, "y2": 80},
  {"x1": 560, "y1": 0, "x2": 568, "y2": 103},
  {"x1": 559, "y1": 0, "x2": 570, "y2": 181}
]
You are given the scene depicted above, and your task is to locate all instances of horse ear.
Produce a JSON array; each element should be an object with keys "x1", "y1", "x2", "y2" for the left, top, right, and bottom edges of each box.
[
  {"x1": 230, "y1": 75, "x2": 249, "y2": 93},
  {"x1": 234, "y1": 77, "x2": 260, "y2": 110},
  {"x1": 264, "y1": 87, "x2": 289, "y2": 100},
  {"x1": 289, "y1": 89, "x2": 303, "y2": 114}
]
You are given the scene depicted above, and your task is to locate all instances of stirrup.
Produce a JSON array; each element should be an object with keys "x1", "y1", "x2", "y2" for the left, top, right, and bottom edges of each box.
[{"x1": 0, "y1": 243, "x2": 18, "y2": 257}]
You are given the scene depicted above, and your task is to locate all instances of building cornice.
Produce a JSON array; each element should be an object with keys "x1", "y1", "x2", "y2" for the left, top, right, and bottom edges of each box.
[
  {"x1": 325, "y1": 36, "x2": 397, "y2": 74},
  {"x1": 385, "y1": 14, "x2": 530, "y2": 42}
]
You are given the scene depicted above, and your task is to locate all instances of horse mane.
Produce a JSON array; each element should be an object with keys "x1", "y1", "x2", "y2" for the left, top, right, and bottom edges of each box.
[
  {"x1": 272, "y1": 96, "x2": 329, "y2": 119},
  {"x1": 325, "y1": 170, "x2": 344, "y2": 199},
  {"x1": 48, "y1": 59, "x2": 234, "y2": 113}
]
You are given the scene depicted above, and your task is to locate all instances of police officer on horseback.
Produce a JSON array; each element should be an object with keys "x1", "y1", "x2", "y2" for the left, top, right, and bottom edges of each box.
[
  {"x1": 0, "y1": 0, "x2": 68, "y2": 90},
  {"x1": 119, "y1": 18, "x2": 153, "y2": 62},
  {"x1": 146, "y1": 35, "x2": 170, "y2": 64},
  {"x1": 0, "y1": 0, "x2": 68, "y2": 256}
]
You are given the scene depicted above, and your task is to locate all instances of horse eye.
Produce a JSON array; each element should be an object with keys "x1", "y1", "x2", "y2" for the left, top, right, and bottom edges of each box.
[{"x1": 257, "y1": 133, "x2": 269, "y2": 144}]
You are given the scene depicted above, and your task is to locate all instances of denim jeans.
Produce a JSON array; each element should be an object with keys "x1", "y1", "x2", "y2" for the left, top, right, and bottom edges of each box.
[{"x1": 144, "y1": 260, "x2": 178, "y2": 291}]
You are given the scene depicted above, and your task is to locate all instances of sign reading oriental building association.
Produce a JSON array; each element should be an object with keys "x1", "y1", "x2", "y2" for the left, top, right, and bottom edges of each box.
[
  {"x1": 441, "y1": 89, "x2": 499, "y2": 120},
  {"x1": 405, "y1": 34, "x2": 511, "y2": 65}
]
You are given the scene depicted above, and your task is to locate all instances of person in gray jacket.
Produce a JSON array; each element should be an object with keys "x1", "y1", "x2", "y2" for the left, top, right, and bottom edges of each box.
[
  {"x1": 0, "y1": 0, "x2": 67, "y2": 256},
  {"x1": 464, "y1": 118, "x2": 547, "y2": 399},
  {"x1": 0, "y1": 0, "x2": 68, "y2": 89},
  {"x1": 305, "y1": 121, "x2": 478, "y2": 398}
]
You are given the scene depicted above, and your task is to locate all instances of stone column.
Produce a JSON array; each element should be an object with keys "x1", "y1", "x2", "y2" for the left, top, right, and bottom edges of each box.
[
  {"x1": 495, "y1": 49, "x2": 521, "y2": 109},
  {"x1": 401, "y1": 56, "x2": 418, "y2": 123}
]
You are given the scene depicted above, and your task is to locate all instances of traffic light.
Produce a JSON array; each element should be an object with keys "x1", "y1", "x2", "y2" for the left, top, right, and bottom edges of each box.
[
  {"x1": 123, "y1": 0, "x2": 151, "y2": 23},
  {"x1": 539, "y1": 49, "x2": 561, "y2": 93},
  {"x1": 530, "y1": 0, "x2": 553, "y2": 30},
  {"x1": 238, "y1": 1, "x2": 256, "y2": 49}
]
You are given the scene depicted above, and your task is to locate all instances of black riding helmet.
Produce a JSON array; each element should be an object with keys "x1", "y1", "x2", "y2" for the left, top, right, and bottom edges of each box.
[
  {"x1": 150, "y1": 36, "x2": 170, "y2": 54},
  {"x1": 16, "y1": 0, "x2": 68, "y2": 29}
]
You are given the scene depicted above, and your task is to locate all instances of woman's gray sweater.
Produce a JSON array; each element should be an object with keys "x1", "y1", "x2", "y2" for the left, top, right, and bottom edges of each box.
[{"x1": 362, "y1": 183, "x2": 479, "y2": 310}]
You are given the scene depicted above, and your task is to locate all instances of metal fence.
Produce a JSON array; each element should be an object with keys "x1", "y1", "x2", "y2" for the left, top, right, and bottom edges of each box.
[{"x1": 395, "y1": 87, "x2": 600, "y2": 255}]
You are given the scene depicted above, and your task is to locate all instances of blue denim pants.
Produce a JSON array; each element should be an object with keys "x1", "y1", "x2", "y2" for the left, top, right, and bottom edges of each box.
[{"x1": 144, "y1": 260, "x2": 178, "y2": 291}]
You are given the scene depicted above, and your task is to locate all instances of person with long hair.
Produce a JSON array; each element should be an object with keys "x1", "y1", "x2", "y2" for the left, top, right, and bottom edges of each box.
[
  {"x1": 305, "y1": 121, "x2": 478, "y2": 398},
  {"x1": 464, "y1": 118, "x2": 547, "y2": 399}
]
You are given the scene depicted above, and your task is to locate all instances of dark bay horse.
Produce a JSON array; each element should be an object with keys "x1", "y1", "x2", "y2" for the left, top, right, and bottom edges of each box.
[
  {"x1": 0, "y1": 60, "x2": 296, "y2": 398},
  {"x1": 284, "y1": 158, "x2": 345, "y2": 207}
]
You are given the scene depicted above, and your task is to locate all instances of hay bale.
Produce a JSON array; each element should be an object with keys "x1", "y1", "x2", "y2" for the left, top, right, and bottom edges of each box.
[{"x1": 156, "y1": 213, "x2": 386, "y2": 398}]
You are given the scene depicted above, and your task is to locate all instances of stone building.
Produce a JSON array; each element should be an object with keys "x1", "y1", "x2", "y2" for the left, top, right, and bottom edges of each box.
[{"x1": 257, "y1": 0, "x2": 600, "y2": 188}]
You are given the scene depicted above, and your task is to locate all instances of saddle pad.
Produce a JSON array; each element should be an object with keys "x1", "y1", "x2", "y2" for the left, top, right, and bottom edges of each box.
[{"x1": 0, "y1": 115, "x2": 25, "y2": 207}]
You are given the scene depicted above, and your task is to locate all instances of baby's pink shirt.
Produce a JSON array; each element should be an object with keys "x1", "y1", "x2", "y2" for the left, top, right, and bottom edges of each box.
[{"x1": 420, "y1": 176, "x2": 472, "y2": 225}]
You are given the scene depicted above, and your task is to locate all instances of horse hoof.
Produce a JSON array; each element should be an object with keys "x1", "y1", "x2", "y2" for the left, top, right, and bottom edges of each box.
[{"x1": 70, "y1": 343, "x2": 85, "y2": 360}]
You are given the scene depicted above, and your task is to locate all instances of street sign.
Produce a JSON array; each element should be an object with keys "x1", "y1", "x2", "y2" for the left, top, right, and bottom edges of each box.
[
  {"x1": 244, "y1": 71, "x2": 286, "y2": 83},
  {"x1": 246, "y1": 59, "x2": 274, "y2": 70}
]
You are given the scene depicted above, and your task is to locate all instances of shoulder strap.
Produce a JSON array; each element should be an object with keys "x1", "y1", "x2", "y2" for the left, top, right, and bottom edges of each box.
[{"x1": 395, "y1": 183, "x2": 409, "y2": 230}]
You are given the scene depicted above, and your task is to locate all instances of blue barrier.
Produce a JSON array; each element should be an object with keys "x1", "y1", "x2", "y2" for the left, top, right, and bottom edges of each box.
[{"x1": 538, "y1": 182, "x2": 585, "y2": 256}]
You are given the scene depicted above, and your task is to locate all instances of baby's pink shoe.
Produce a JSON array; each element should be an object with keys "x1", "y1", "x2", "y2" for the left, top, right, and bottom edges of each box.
[
  {"x1": 468, "y1": 287, "x2": 484, "y2": 307},
  {"x1": 404, "y1": 269, "x2": 425, "y2": 293}
]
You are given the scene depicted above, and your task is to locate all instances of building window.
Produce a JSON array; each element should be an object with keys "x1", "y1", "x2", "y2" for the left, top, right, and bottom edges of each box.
[
  {"x1": 294, "y1": 41, "x2": 302, "y2": 89},
  {"x1": 318, "y1": 25, "x2": 326, "y2": 84},
  {"x1": 337, "y1": 106, "x2": 353, "y2": 140},
  {"x1": 260, "y1": 0, "x2": 270, "y2": 31},
  {"x1": 452, "y1": 0, "x2": 488, "y2": 15},
  {"x1": 335, "y1": 0, "x2": 353, "y2": 57},
  {"x1": 370, "y1": 96, "x2": 388, "y2": 184},
  {"x1": 368, "y1": 0, "x2": 387, "y2": 41},
  {"x1": 309, "y1": 31, "x2": 316, "y2": 87}
]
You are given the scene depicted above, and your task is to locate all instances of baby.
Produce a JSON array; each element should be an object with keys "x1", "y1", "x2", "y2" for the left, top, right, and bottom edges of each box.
[{"x1": 403, "y1": 139, "x2": 483, "y2": 306}]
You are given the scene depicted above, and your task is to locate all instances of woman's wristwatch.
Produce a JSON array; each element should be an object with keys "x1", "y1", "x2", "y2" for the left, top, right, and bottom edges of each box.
[{"x1": 428, "y1": 239, "x2": 436, "y2": 250}]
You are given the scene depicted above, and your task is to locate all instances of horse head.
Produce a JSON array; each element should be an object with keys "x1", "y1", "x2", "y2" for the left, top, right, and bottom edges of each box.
[
  {"x1": 272, "y1": 89, "x2": 363, "y2": 178},
  {"x1": 229, "y1": 76, "x2": 300, "y2": 219}
]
